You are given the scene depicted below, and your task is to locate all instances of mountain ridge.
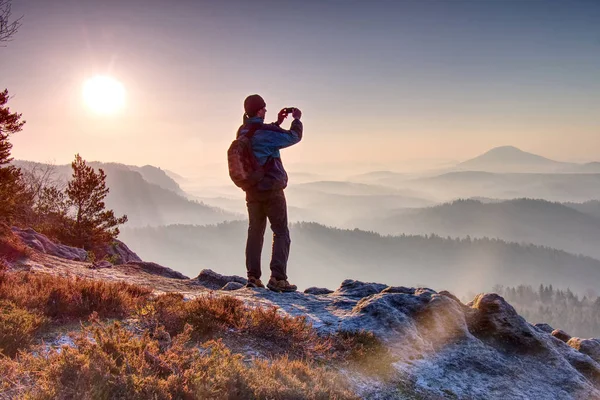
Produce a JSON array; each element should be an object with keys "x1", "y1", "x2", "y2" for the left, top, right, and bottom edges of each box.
[
  {"x1": 349, "y1": 197, "x2": 600, "y2": 260},
  {"x1": 13, "y1": 159, "x2": 241, "y2": 227},
  {"x1": 458, "y1": 146, "x2": 569, "y2": 172},
  {"x1": 119, "y1": 221, "x2": 600, "y2": 297}
]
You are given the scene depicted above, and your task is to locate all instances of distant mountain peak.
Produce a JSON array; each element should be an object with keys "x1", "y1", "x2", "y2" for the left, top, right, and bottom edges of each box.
[{"x1": 459, "y1": 146, "x2": 562, "y2": 169}]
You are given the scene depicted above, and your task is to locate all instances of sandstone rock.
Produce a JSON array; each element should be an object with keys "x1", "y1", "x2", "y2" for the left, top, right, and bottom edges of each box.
[
  {"x1": 534, "y1": 323, "x2": 554, "y2": 334},
  {"x1": 466, "y1": 293, "x2": 546, "y2": 354},
  {"x1": 221, "y1": 282, "x2": 245, "y2": 291},
  {"x1": 414, "y1": 294, "x2": 470, "y2": 347},
  {"x1": 304, "y1": 287, "x2": 333, "y2": 295},
  {"x1": 95, "y1": 239, "x2": 142, "y2": 265},
  {"x1": 414, "y1": 287, "x2": 437, "y2": 298},
  {"x1": 438, "y1": 290, "x2": 465, "y2": 306},
  {"x1": 347, "y1": 292, "x2": 430, "y2": 335},
  {"x1": 568, "y1": 338, "x2": 600, "y2": 363},
  {"x1": 552, "y1": 329, "x2": 572, "y2": 343},
  {"x1": 381, "y1": 286, "x2": 415, "y2": 295},
  {"x1": 12, "y1": 227, "x2": 87, "y2": 261},
  {"x1": 195, "y1": 269, "x2": 247, "y2": 290},
  {"x1": 125, "y1": 261, "x2": 188, "y2": 280},
  {"x1": 91, "y1": 260, "x2": 113, "y2": 269},
  {"x1": 334, "y1": 279, "x2": 387, "y2": 298},
  {"x1": 559, "y1": 345, "x2": 600, "y2": 385}
]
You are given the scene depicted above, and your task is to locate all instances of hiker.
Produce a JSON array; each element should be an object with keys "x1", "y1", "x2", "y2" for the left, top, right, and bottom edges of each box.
[{"x1": 229, "y1": 94, "x2": 303, "y2": 292}]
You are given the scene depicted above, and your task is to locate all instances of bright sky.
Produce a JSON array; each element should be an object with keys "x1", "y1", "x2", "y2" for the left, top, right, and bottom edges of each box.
[{"x1": 2, "y1": 0, "x2": 600, "y2": 173}]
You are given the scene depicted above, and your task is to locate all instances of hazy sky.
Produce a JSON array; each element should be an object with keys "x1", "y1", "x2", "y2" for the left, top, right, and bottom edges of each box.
[{"x1": 2, "y1": 0, "x2": 599, "y2": 173}]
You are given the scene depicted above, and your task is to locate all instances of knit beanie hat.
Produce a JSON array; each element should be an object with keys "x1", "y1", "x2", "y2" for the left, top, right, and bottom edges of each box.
[{"x1": 244, "y1": 94, "x2": 266, "y2": 117}]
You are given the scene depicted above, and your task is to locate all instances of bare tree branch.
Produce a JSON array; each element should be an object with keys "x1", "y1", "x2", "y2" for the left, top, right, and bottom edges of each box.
[{"x1": 0, "y1": 0, "x2": 23, "y2": 44}]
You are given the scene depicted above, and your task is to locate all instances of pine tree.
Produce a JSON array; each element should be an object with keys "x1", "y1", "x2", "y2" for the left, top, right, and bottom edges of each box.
[
  {"x1": 65, "y1": 154, "x2": 127, "y2": 250},
  {"x1": 0, "y1": 89, "x2": 26, "y2": 224}
]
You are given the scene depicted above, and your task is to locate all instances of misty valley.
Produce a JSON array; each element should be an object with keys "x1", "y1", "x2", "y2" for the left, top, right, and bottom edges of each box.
[{"x1": 15, "y1": 145, "x2": 600, "y2": 337}]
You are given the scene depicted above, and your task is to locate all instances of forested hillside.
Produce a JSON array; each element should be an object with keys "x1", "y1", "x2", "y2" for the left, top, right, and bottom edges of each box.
[{"x1": 120, "y1": 222, "x2": 600, "y2": 296}]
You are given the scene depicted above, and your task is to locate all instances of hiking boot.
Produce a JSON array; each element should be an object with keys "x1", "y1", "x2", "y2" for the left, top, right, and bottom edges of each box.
[
  {"x1": 246, "y1": 276, "x2": 265, "y2": 288},
  {"x1": 267, "y1": 278, "x2": 297, "y2": 293}
]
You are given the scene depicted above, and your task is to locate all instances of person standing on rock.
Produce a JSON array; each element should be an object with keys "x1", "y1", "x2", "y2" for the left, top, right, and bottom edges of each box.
[{"x1": 228, "y1": 94, "x2": 303, "y2": 292}]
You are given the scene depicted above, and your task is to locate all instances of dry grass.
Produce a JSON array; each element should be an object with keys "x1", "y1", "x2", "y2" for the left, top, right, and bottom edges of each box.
[
  {"x1": 0, "y1": 224, "x2": 30, "y2": 264},
  {"x1": 139, "y1": 293, "x2": 333, "y2": 360},
  {"x1": 0, "y1": 300, "x2": 48, "y2": 357},
  {"x1": 0, "y1": 321, "x2": 358, "y2": 400},
  {"x1": 0, "y1": 271, "x2": 394, "y2": 398},
  {"x1": 0, "y1": 271, "x2": 152, "y2": 321}
]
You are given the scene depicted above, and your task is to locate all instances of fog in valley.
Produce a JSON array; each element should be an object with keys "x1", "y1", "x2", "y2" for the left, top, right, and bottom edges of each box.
[{"x1": 14, "y1": 144, "x2": 600, "y2": 335}]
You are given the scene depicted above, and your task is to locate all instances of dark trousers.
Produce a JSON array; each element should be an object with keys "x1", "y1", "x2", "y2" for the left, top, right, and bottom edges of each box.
[{"x1": 245, "y1": 189, "x2": 290, "y2": 281}]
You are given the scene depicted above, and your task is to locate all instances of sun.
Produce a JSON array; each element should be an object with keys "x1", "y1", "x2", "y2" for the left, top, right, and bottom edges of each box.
[{"x1": 82, "y1": 76, "x2": 126, "y2": 115}]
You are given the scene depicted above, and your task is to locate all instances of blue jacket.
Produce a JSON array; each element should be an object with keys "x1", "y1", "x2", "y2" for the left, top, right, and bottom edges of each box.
[{"x1": 236, "y1": 116, "x2": 303, "y2": 192}]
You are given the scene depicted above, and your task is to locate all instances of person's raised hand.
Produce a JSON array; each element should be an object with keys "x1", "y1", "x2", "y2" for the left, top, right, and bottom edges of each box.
[
  {"x1": 277, "y1": 108, "x2": 288, "y2": 125},
  {"x1": 292, "y1": 108, "x2": 302, "y2": 120}
]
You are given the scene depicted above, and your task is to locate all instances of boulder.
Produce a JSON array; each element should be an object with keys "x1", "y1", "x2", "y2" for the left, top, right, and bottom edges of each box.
[
  {"x1": 304, "y1": 287, "x2": 333, "y2": 295},
  {"x1": 466, "y1": 293, "x2": 546, "y2": 354},
  {"x1": 221, "y1": 282, "x2": 245, "y2": 291},
  {"x1": 347, "y1": 292, "x2": 430, "y2": 334},
  {"x1": 381, "y1": 286, "x2": 415, "y2": 295},
  {"x1": 568, "y1": 338, "x2": 600, "y2": 363},
  {"x1": 438, "y1": 290, "x2": 466, "y2": 306},
  {"x1": 414, "y1": 287, "x2": 437, "y2": 298},
  {"x1": 195, "y1": 269, "x2": 247, "y2": 290},
  {"x1": 534, "y1": 323, "x2": 554, "y2": 334},
  {"x1": 95, "y1": 239, "x2": 142, "y2": 265},
  {"x1": 125, "y1": 261, "x2": 188, "y2": 280},
  {"x1": 12, "y1": 227, "x2": 87, "y2": 261},
  {"x1": 552, "y1": 329, "x2": 572, "y2": 343},
  {"x1": 334, "y1": 279, "x2": 387, "y2": 298}
]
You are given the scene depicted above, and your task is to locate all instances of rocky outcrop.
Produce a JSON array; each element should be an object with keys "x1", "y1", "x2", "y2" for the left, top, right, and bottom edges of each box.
[
  {"x1": 333, "y1": 279, "x2": 387, "y2": 298},
  {"x1": 534, "y1": 323, "x2": 554, "y2": 333},
  {"x1": 9, "y1": 248, "x2": 600, "y2": 399},
  {"x1": 304, "y1": 287, "x2": 333, "y2": 295},
  {"x1": 95, "y1": 239, "x2": 142, "y2": 264},
  {"x1": 221, "y1": 282, "x2": 245, "y2": 291},
  {"x1": 552, "y1": 329, "x2": 572, "y2": 343},
  {"x1": 568, "y1": 338, "x2": 600, "y2": 363},
  {"x1": 125, "y1": 261, "x2": 188, "y2": 280},
  {"x1": 12, "y1": 228, "x2": 141, "y2": 265},
  {"x1": 466, "y1": 293, "x2": 546, "y2": 354},
  {"x1": 195, "y1": 269, "x2": 247, "y2": 290},
  {"x1": 12, "y1": 227, "x2": 87, "y2": 261},
  {"x1": 221, "y1": 275, "x2": 600, "y2": 400}
]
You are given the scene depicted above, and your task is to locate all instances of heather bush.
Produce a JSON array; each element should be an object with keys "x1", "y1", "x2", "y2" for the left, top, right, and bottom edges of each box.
[
  {"x1": 0, "y1": 271, "x2": 151, "y2": 320},
  {"x1": 0, "y1": 224, "x2": 29, "y2": 263},
  {"x1": 140, "y1": 293, "x2": 333, "y2": 360},
  {"x1": 0, "y1": 300, "x2": 47, "y2": 357},
  {"x1": 0, "y1": 321, "x2": 357, "y2": 400}
]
